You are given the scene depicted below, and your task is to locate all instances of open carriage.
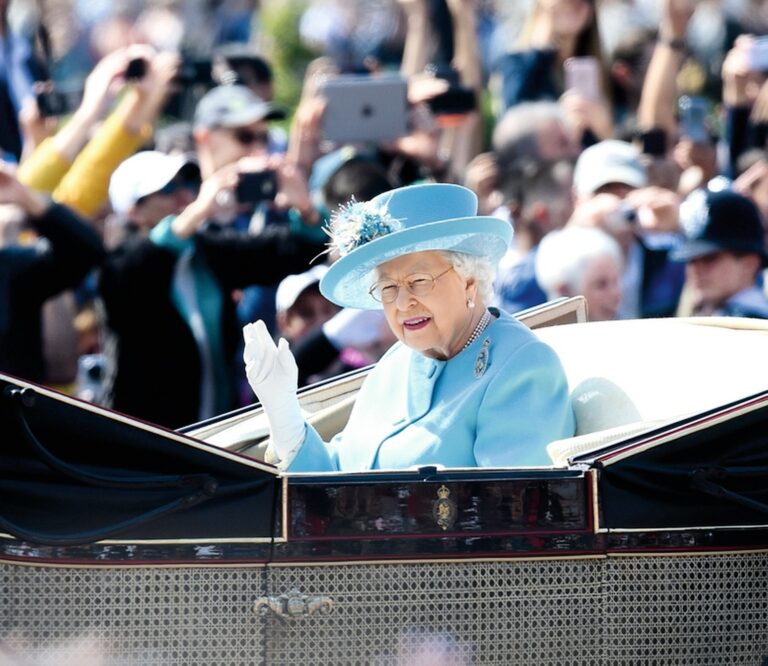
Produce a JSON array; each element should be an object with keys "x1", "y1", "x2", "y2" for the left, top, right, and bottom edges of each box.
[{"x1": 3, "y1": 298, "x2": 768, "y2": 665}]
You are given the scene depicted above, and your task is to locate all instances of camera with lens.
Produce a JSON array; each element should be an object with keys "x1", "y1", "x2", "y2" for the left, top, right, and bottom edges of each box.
[
  {"x1": 161, "y1": 55, "x2": 215, "y2": 120},
  {"x1": 173, "y1": 56, "x2": 214, "y2": 87},
  {"x1": 34, "y1": 80, "x2": 75, "y2": 118},
  {"x1": 235, "y1": 171, "x2": 278, "y2": 204},
  {"x1": 422, "y1": 63, "x2": 476, "y2": 117},
  {"x1": 606, "y1": 202, "x2": 638, "y2": 232}
]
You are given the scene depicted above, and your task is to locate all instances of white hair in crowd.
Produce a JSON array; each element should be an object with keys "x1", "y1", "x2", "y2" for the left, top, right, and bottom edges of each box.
[
  {"x1": 441, "y1": 250, "x2": 497, "y2": 303},
  {"x1": 535, "y1": 226, "x2": 623, "y2": 298}
]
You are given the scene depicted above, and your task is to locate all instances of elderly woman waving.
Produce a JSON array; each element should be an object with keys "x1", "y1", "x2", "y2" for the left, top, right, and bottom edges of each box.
[{"x1": 243, "y1": 183, "x2": 574, "y2": 472}]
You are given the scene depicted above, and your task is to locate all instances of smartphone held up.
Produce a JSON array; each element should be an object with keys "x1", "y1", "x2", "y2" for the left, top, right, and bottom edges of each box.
[
  {"x1": 678, "y1": 96, "x2": 709, "y2": 144},
  {"x1": 235, "y1": 171, "x2": 278, "y2": 204},
  {"x1": 564, "y1": 57, "x2": 602, "y2": 100},
  {"x1": 746, "y1": 36, "x2": 768, "y2": 72}
]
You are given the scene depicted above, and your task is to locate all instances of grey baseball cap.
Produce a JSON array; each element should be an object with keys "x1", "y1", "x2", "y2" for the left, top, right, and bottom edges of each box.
[{"x1": 193, "y1": 85, "x2": 285, "y2": 129}]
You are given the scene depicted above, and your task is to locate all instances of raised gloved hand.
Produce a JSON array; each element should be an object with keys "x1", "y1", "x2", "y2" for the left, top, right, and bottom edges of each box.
[{"x1": 243, "y1": 320, "x2": 305, "y2": 462}]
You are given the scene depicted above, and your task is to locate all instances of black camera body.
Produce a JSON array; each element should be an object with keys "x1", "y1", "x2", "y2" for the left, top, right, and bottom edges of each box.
[
  {"x1": 423, "y1": 63, "x2": 477, "y2": 116},
  {"x1": 34, "y1": 79, "x2": 82, "y2": 118},
  {"x1": 639, "y1": 128, "x2": 667, "y2": 157},
  {"x1": 235, "y1": 171, "x2": 278, "y2": 204},
  {"x1": 174, "y1": 58, "x2": 214, "y2": 87},
  {"x1": 125, "y1": 58, "x2": 148, "y2": 81},
  {"x1": 426, "y1": 87, "x2": 476, "y2": 116},
  {"x1": 36, "y1": 88, "x2": 69, "y2": 117}
]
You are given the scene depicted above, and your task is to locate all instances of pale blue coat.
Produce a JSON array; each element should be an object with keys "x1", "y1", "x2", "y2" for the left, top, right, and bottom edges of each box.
[{"x1": 288, "y1": 309, "x2": 575, "y2": 472}]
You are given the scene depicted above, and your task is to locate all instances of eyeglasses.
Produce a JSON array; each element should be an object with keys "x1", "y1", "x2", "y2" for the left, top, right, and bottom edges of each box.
[
  {"x1": 231, "y1": 128, "x2": 270, "y2": 146},
  {"x1": 368, "y1": 266, "x2": 454, "y2": 304}
]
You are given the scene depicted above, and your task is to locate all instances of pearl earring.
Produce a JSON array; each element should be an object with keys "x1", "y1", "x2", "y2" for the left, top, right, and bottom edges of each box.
[{"x1": 467, "y1": 299, "x2": 475, "y2": 309}]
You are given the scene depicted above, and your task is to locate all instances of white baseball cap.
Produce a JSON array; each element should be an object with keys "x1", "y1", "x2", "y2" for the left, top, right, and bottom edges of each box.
[
  {"x1": 573, "y1": 140, "x2": 647, "y2": 199},
  {"x1": 108, "y1": 151, "x2": 197, "y2": 217},
  {"x1": 276, "y1": 265, "x2": 329, "y2": 313}
]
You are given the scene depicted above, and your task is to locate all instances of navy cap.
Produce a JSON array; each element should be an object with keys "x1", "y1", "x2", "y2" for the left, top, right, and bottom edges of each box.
[
  {"x1": 672, "y1": 189, "x2": 767, "y2": 264},
  {"x1": 193, "y1": 85, "x2": 285, "y2": 129}
]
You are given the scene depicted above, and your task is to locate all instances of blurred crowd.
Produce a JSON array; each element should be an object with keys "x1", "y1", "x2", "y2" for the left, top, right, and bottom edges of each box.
[{"x1": 2, "y1": 0, "x2": 768, "y2": 430}]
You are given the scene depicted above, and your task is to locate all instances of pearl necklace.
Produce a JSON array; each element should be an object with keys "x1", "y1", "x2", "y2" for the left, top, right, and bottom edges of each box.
[{"x1": 462, "y1": 309, "x2": 492, "y2": 351}]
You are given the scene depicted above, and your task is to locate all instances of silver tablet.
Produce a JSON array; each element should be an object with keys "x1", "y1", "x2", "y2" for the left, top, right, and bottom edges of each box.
[{"x1": 320, "y1": 74, "x2": 409, "y2": 143}]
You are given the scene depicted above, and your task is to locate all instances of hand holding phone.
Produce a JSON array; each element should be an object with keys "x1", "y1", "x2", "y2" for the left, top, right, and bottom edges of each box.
[
  {"x1": 678, "y1": 96, "x2": 709, "y2": 144},
  {"x1": 746, "y1": 36, "x2": 768, "y2": 72},
  {"x1": 235, "y1": 170, "x2": 278, "y2": 204}
]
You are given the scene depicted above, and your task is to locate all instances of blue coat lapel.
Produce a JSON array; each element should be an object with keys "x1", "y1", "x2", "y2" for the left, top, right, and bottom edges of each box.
[
  {"x1": 407, "y1": 353, "x2": 443, "y2": 420},
  {"x1": 363, "y1": 349, "x2": 445, "y2": 469}
]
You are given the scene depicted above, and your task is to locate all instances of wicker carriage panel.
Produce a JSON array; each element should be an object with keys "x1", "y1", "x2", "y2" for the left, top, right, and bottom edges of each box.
[
  {"x1": 603, "y1": 553, "x2": 768, "y2": 665},
  {"x1": 265, "y1": 559, "x2": 604, "y2": 666},
  {"x1": 3, "y1": 552, "x2": 768, "y2": 665},
  {"x1": 1, "y1": 565, "x2": 267, "y2": 665}
]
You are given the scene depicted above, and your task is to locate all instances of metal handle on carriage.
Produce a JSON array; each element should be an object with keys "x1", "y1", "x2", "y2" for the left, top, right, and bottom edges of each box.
[{"x1": 254, "y1": 589, "x2": 334, "y2": 620}]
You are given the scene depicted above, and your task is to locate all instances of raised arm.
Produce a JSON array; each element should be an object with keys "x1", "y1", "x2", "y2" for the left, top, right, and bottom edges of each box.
[
  {"x1": 440, "y1": 0, "x2": 485, "y2": 175},
  {"x1": 17, "y1": 47, "x2": 132, "y2": 192},
  {"x1": 636, "y1": 0, "x2": 694, "y2": 138},
  {"x1": 243, "y1": 320, "x2": 307, "y2": 467},
  {"x1": 398, "y1": 0, "x2": 432, "y2": 78},
  {"x1": 722, "y1": 36, "x2": 764, "y2": 175},
  {"x1": 51, "y1": 47, "x2": 180, "y2": 219},
  {"x1": 0, "y1": 161, "x2": 104, "y2": 298}
]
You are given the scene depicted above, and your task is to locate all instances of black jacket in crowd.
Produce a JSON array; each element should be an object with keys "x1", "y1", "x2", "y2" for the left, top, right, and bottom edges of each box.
[
  {"x1": 98, "y1": 221, "x2": 324, "y2": 429},
  {"x1": 0, "y1": 203, "x2": 105, "y2": 382}
]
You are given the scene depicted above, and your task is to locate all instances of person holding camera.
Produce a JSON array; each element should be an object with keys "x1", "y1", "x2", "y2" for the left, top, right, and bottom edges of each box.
[
  {"x1": 96, "y1": 85, "x2": 325, "y2": 429},
  {"x1": 14, "y1": 45, "x2": 182, "y2": 393},
  {"x1": 569, "y1": 139, "x2": 685, "y2": 319},
  {"x1": 722, "y1": 34, "x2": 768, "y2": 179},
  {"x1": 18, "y1": 45, "x2": 180, "y2": 221}
]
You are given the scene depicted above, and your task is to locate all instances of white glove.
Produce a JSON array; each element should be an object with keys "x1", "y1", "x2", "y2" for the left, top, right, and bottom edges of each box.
[{"x1": 243, "y1": 320, "x2": 305, "y2": 461}]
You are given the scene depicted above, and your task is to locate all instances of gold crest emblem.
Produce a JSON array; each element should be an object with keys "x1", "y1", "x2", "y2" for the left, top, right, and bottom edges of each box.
[{"x1": 432, "y1": 484, "x2": 457, "y2": 531}]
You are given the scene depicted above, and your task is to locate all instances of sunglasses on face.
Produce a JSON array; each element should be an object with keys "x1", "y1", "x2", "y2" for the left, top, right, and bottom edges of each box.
[{"x1": 231, "y1": 128, "x2": 270, "y2": 146}]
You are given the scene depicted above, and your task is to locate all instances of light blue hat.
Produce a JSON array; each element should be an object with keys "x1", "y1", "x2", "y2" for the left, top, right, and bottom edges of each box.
[{"x1": 320, "y1": 183, "x2": 512, "y2": 309}]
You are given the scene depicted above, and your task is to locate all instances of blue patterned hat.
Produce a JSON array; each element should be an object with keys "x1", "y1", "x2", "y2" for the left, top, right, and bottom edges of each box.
[{"x1": 320, "y1": 183, "x2": 511, "y2": 309}]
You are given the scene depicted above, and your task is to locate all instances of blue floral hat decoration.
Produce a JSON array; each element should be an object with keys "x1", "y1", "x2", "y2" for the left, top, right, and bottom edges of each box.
[{"x1": 319, "y1": 183, "x2": 512, "y2": 309}]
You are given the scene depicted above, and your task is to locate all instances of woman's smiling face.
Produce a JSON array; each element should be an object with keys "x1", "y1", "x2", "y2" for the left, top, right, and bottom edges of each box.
[{"x1": 373, "y1": 250, "x2": 477, "y2": 360}]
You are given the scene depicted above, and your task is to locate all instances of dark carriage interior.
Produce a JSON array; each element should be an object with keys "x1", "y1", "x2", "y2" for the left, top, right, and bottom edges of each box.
[
  {"x1": 0, "y1": 376, "x2": 278, "y2": 545},
  {"x1": 582, "y1": 392, "x2": 768, "y2": 530}
]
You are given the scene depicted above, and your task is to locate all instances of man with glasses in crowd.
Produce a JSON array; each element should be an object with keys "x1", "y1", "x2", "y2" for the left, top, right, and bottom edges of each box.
[{"x1": 97, "y1": 84, "x2": 325, "y2": 428}]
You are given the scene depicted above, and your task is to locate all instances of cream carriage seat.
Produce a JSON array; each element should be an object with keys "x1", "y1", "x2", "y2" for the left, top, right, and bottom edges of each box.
[
  {"x1": 195, "y1": 308, "x2": 768, "y2": 468},
  {"x1": 539, "y1": 317, "x2": 768, "y2": 465}
]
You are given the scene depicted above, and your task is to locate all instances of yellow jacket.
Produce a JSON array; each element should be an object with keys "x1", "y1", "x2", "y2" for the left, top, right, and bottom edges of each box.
[{"x1": 18, "y1": 104, "x2": 151, "y2": 218}]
